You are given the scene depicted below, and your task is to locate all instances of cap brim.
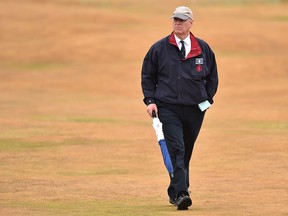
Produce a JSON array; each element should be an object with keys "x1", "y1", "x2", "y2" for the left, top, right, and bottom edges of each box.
[{"x1": 171, "y1": 13, "x2": 190, "y2": 20}]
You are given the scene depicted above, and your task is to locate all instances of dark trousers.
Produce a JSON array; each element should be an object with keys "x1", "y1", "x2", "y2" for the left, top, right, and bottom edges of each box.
[{"x1": 156, "y1": 100, "x2": 205, "y2": 198}]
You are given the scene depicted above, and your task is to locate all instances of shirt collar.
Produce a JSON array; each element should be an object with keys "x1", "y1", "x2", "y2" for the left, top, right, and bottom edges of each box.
[{"x1": 174, "y1": 34, "x2": 191, "y2": 46}]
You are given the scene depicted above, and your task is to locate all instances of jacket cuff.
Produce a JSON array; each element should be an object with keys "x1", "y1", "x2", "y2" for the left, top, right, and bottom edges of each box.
[
  {"x1": 208, "y1": 99, "x2": 214, "y2": 105},
  {"x1": 144, "y1": 98, "x2": 156, "y2": 106}
]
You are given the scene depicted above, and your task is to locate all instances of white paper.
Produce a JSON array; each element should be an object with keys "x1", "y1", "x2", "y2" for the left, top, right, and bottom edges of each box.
[{"x1": 198, "y1": 100, "x2": 211, "y2": 112}]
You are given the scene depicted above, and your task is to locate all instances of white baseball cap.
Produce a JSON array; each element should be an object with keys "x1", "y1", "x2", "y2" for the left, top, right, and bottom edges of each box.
[{"x1": 171, "y1": 6, "x2": 193, "y2": 20}]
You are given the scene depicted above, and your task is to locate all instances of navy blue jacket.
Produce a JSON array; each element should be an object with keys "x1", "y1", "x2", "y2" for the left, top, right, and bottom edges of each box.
[{"x1": 141, "y1": 32, "x2": 218, "y2": 106}]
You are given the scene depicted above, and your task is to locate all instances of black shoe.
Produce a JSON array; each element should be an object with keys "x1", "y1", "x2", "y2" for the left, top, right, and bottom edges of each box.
[
  {"x1": 169, "y1": 197, "x2": 176, "y2": 205},
  {"x1": 176, "y1": 193, "x2": 192, "y2": 210}
]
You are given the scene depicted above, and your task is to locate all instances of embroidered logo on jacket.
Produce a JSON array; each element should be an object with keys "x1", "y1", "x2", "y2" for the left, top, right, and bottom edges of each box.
[
  {"x1": 195, "y1": 58, "x2": 203, "y2": 72},
  {"x1": 195, "y1": 58, "x2": 203, "y2": 64}
]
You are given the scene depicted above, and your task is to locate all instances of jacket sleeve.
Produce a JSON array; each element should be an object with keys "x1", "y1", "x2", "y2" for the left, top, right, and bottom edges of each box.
[
  {"x1": 141, "y1": 46, "x2": 158, "y2": 105},
  {"x1": 206, "y1": 48, "x2": 219, "y2": 104}
]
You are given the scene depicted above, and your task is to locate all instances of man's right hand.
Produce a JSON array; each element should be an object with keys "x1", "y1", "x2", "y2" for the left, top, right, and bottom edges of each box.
[{"x1": 147, "y1": 103, "x2": 158, "y2": 118}]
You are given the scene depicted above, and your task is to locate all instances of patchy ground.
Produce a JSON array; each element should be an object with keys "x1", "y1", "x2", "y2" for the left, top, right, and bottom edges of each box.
[{"x1": 0, "y1": 0, "x2": 287, "y2": 215}]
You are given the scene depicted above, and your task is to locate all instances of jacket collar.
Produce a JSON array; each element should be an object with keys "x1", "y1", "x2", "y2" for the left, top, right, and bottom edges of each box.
[{"x1": 169, "y1": 32, "x2": 202, "y2": 59}]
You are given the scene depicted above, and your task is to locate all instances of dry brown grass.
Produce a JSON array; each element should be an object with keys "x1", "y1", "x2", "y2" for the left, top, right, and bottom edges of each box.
[{"x1": 0, "y1": 0, "x2": 287, "y2": 215}]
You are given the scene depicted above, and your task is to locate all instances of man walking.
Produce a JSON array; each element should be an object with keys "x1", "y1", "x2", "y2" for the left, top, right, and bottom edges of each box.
[{"x1": 141, "y1": 6, "x2": 218, "y2": 210}]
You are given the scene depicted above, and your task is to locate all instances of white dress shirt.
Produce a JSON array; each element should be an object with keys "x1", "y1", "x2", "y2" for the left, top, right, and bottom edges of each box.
[{"x1": 174, "y1": 34, "x2": 191, "y2": 58}]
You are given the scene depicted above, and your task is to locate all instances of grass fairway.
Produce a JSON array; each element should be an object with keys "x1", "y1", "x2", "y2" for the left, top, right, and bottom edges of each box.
[{"x1": 0, "y1": 0, "x2": 288, "y2": 215}]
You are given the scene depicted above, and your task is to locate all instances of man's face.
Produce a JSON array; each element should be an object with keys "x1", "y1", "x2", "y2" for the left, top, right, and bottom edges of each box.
[{"x1": 173, "y1": 18, "x2": 193, "y2": 37}]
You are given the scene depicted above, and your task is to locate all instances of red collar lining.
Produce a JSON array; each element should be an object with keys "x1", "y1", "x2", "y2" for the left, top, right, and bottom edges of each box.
[{"x1": 169, "y1": 32, "x2": 202, "y2": 59}]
